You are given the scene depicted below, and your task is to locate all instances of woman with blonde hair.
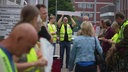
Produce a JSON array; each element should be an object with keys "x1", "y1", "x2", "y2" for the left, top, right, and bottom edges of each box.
[{"x1": 68, "y1": 21, "x2": 103, "y2": 72}]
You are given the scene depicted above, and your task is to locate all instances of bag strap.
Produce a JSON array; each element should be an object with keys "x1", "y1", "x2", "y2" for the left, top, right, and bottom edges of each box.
[
  {"x1": 94, "y1": 37, "x2": 101, "y2": 54},
  {"x1": 94, "y1": 37, "x2": 97, "y2": 52},
  {"x1": 94, "y1": 37, "x2": 105, "y2": 62}
]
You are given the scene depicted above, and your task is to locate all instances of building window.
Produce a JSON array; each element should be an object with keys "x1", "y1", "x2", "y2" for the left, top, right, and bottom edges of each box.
[
  {"x1": 16, "y1": 0, "x2": 21, "y2": 5},
  {"x1": 86, "y1": 4, "x2": 93, "y2": 9},
  {"x1": 78, "y1": 3, "x2": 86, "y2": 8},
  {"x1": 9, "y1": 0, "x2": 15, "y2": 2},
  {"x1": 78, "y1": 3, "x2": 93, "y2": 9},
  {"x1": 81, "y1": 13, "x2": 93, "y2": 18},
  {"x1": 116, "y1": 0, "x2": 120, "y2": 11}
]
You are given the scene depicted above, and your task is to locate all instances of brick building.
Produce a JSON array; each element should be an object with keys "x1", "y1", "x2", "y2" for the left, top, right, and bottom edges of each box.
[
  {"x1": 0, "y1": 0, "x2": 44, "y2": 5},
  {"x1": 114, "y1": 0, "x2": 128, "y2": 19},
  {"x1": 73, "y1": 0, "x2": 114, "y2": 24},
  {"x1": 100, "y1": 4, "x2": 115, "y2": 22}
]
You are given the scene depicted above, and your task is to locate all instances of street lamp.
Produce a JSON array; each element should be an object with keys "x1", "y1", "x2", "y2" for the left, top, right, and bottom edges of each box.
[
  {"x1": 56, "y1": 0, "x2": 57, "y2": 21},
  {"x1": 94, "y1": 0, "x2": 97, "y2": 24},
  {"x1": 83, "y1": 0, "x2": 85, "y2": 17}
]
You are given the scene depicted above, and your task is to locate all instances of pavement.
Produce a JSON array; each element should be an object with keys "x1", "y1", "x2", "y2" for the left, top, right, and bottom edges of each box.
[{"x1": 55, "y1": 43, "x2": 74, "y2": 72}]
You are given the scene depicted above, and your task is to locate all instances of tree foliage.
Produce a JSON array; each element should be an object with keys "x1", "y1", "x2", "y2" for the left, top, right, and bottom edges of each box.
[
  {"x1": 48, "y1": 0, "x2": 74, "y2": 16},
  {"x1": 48, "y1": 0, "x2": 79, "y2": 31}
]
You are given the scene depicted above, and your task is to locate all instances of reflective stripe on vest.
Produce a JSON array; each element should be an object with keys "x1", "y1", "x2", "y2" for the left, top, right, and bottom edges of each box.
[
  {"x1": 48, "y1": 23, "x2": 57, "y2": 42},
  {"x1": 60, "y1": 24, "x2": 72, "y2": 41},
  {"x1": 0, "y1": 48, "x2": 17, "y2": 72},
  {"x1": 25, "y1": 48, "x2": 40, "y2": 72},
  {"x1": 117, "y1": 20, "x2": 128, "y2": 43}
]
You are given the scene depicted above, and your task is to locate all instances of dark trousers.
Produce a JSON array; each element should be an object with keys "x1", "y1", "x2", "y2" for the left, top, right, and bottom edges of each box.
[
  {"x1": 59, "y1": 41, "x2": 71, "y2": 68},
  {"x1": 75, "y1": 64, "x2": 97, "y2": 72},
  {"x1": 53, "y1": 43, "x2": 56, "y2": 55}
]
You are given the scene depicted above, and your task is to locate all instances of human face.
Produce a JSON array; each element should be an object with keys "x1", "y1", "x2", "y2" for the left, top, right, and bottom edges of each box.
[
  {"x1": 51, "y1": 17, "x2": 56, "y2": 23},
  {"x1": 33, "y1": 15, "x2": 42, "y2": 32},
  {"x1": 116, "y1": 17, "x2": 122, "y2": 26},
  {"x1": 83, "y1": 16, "x2": 89, "y2": 21},
  {"x1": 102, "y1": 22, "x2": 107, "y2": 28},
  {"x1": 15, "y1": 37, "x2": 37, "y2": 57},
  {"x1": 40, "y1": 7, "x2": 47, "y2": 21},
  {"x1": 63, "y1": 17, "x2": 68, "y2": 24}
]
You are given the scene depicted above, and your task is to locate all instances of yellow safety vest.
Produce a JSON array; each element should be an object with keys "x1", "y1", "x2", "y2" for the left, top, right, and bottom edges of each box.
[
  {"x1": 111, "y1": 33, "x2": 119, "y2": 43},
  {"x1": 0, "y1": 48, "x2": 17, "y2": 72},
  {"x1": 60, "y1": 24, "x2": 72, "y2": 41},
  {"x1": 111, "y1": 33, "x2": 119, "y2": 47},
  {"x1": 48, "y1": 23, "x2": 57, "y2": 43},
  {"x1": 24, "y1": 48, "x2": 40, "y2": 72},
  {"x1": 116, "y1": 20, "x2": 128, "y2": 43}
]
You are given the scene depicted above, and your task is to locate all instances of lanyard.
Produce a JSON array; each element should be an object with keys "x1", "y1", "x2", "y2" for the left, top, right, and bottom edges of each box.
[{"x1": 0, "y1": 46, "x2": 15, "y2": 72}]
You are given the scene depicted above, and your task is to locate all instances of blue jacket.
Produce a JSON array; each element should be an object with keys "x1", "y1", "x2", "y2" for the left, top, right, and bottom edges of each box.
[{"x1": 68, "y1": 35, "x2": 103, "y2": 71}]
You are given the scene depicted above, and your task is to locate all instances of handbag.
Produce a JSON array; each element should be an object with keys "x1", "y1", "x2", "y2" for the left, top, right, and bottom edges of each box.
[
  {"x1": 52, "y1": 57, "x2": 61, "y2": 72},
  {"x1": 94, "y1": 37, "x2": 105, "y2": 64}
]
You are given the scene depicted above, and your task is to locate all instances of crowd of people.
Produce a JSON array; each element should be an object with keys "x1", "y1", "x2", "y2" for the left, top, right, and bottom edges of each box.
[{"x1": 0, "y1": 4, "x2": 128, "y2": 72}]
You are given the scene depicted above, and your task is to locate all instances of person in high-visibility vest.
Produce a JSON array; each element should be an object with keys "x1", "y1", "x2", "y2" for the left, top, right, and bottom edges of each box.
[
  {"x1": 114, "y1": 12, "x2": 128, "y2": 71},
  {"x1": 14, "y1": 5, "x2": 47, "y2": 72},
  {"x1": 105, "y1": 21, "x2": 120, "y2": 69},
  {"x1": 48, "y1": 15, "x2": 57, "y2": 55},
  {"x1": 106, "y1": 21, "x2": 120, "y2": 45},
  {"x1": 115, "y1": 12, "x2": 128, "y2": 51},
  {"x1": 17, "y1": 44, "x2": 46, "y2": 72},
  {"x1": 58, "y1": 14, "x2": 76, "y2": 68},
  {"x1": 0, "y1": 23, "x2": 38, "y2": 72}
]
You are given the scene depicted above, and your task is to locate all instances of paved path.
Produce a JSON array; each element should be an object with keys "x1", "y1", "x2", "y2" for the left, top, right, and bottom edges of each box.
[{"x1": 55, "y1": 43, "x2": 74, "y2": 72}]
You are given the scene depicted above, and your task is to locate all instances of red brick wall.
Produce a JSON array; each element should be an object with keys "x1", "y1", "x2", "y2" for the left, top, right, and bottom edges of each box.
[
  {"x1": 96, "y1": 4, "x2": 108, "y2": 12},
  {"x1": 74, "y1": 0, "x2": 114, "y2": 24},
  {"x1": 120, "y1": 0, "x2": 128, "y2": 19},
  {"x1": 97, "y1": 0, "x2": 113, "y2": 2},
  {"x1": 75, "y1": 0, "x2": 94, "y2": 2}
]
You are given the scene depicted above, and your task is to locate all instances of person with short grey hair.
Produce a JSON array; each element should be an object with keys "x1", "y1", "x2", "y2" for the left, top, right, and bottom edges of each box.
[
  {"x1": 0, "y1": 23, "x2": 38, "y2": 72},
  {"x1": 99, "y1": 19, "x2": 115, "y2": 55},
  {"x1": 83, "y1": 15, "x2": 89, "y2": 21}
]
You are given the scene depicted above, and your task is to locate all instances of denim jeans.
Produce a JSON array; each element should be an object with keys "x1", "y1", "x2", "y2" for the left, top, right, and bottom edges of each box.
[
  {"x1": 75, "y1": 63, "x2": 97, "y2": 72},
  {"x1": 53, "y1": 43, "x2": 56, "y2": 55},
  {"x1": 59, "y1": 41, "x2": 71, "y2": 68}
]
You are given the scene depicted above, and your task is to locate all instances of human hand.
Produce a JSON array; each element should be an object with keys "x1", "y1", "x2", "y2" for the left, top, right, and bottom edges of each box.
[
  {"x1": 99, "y1": 37, "x2": 109, "y2": 42},
  {"x1": 61, "y1": 14, "x2": 64, "y2": 17},
  {"x1": 36, "y1": 50, "x2": 42, "y2": 59},
  {"x1": 52, "y1": 32, "x2": 56, "y2": 35},
  {"x1": 98, "y1": 37, "x2": 105, "y2": 41},
  {"x1": 107, "y1": 39, "x2": 113, "y2": 44},
  {"x1": 35, "y1": 58, "x2": 47, "y2": 67},
  {"x1": 69, "y1": 15, "x2": 72, "y2": 18}
]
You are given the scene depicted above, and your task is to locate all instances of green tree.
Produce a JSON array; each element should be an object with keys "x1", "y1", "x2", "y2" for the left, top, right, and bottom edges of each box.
[
  {"x1": 48, "y1": 0, "x2": 74, "y2": 16},
  {"x1": 48, "y1": 0, "x2": 79, "y2": 31}
]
